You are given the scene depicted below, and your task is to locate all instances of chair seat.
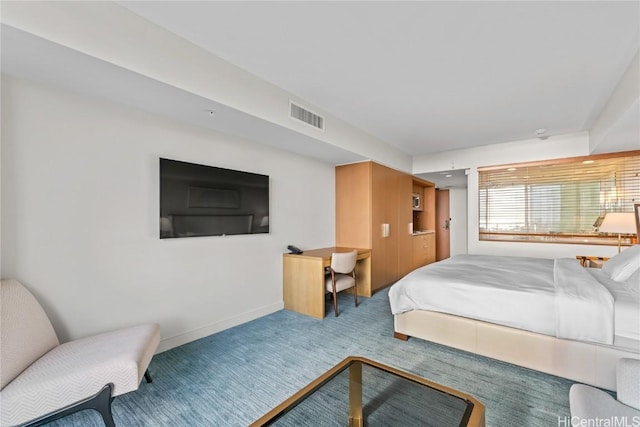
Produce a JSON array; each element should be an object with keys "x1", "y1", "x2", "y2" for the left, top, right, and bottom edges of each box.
[
  {"x1": 325, "y1": 275, "x2": 355, "y2": 293},
  {"x1": 0, "y1": 323, "x2": 160, "y2": 426}
]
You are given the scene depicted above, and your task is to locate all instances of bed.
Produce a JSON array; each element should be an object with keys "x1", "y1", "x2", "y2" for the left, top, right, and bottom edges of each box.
[{"x1": 389, "y1": 247, "x2": 640, "y2": 391}]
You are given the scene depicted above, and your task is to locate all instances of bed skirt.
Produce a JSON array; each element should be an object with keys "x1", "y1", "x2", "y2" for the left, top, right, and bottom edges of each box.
[{"x1": 394, "y1": 310, "x2": 640, "y2": 391}]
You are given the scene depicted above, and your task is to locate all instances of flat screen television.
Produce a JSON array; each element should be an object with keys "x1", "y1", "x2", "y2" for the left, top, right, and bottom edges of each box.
[{"x1": 160, "y1": 158, "x2": 269, "y2": 238}]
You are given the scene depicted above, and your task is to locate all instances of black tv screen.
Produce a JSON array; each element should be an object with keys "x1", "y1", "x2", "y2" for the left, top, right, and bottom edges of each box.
[{"x1": 160, "y1": 158, "x2": 269, "y2": 238}]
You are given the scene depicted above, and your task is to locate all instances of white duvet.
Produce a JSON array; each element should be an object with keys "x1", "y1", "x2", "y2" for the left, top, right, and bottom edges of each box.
[{"x1": 388, "y1": 255, "x2": 615, "y2": 344}]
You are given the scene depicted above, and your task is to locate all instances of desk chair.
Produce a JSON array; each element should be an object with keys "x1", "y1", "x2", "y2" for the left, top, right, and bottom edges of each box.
[{"x1": 325, "y1": 250, "x2": 358, "y2": 317}]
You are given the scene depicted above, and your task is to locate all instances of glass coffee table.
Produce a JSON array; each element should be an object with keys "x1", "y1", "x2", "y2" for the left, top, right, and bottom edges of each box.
[{"x1": 251, "y1": 356, "x2": 485, "y2": 427}]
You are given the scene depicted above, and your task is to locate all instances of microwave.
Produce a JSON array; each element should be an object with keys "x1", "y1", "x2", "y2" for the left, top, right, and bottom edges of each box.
[{"x1": 412, "y1": 193, "x2": 421, "y2": 209}]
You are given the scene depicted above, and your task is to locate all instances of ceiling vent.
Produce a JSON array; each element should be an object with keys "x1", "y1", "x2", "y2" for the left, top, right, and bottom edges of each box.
[{"x1": 289, "y1": 101, "x2": 324, "y2": 131}]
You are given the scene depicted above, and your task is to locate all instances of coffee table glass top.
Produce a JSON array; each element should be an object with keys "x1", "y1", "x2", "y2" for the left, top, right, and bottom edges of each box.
[{"x1": 251, "y1": 356, "x2": 485, "y2": 427}]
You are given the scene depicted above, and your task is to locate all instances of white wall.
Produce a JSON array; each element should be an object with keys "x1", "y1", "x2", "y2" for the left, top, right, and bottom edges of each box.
[
  {"x1": 1, "y1": 76, "x2": 335, "y2": 352},
  {"x1": 413, "y1": 132, "x2": 623, "y2": 259}
]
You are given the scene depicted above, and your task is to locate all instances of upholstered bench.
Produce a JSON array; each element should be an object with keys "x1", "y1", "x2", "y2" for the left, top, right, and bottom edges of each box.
[{"x1": 0, "y1": 279, "x2": 160, "y2": 426}]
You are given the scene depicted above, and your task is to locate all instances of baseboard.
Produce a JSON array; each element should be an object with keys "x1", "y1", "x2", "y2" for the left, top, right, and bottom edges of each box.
[{"x1": 156, "y1": 301, "x2": 284, "y2": 353}]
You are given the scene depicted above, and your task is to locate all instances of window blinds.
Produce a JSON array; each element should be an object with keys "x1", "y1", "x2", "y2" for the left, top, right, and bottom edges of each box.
[{"x1": 478, "y1": 151, "x2": 640, "y2": 245}]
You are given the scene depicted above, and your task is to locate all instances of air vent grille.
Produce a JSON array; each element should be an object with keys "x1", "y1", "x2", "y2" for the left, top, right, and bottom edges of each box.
[{"x1": 289, "y1": 101, "x2": 324, "y2": 131}]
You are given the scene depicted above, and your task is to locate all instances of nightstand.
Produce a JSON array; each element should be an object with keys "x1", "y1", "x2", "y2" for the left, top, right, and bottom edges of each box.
[{"x1": 576, "y1": 255, "x2": 609, "y2": 268}]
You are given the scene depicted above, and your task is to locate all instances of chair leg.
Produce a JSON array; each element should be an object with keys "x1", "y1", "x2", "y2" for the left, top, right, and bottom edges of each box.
[
  {"x1": 331, "y1": 274, "x2": 339, "y2": 317},
  {"x1": 353, "y1": 283, "x2": 358, "y2": 308},
  {"x1": 144, "y1": 369, "x2": 153, "y2": 383}
]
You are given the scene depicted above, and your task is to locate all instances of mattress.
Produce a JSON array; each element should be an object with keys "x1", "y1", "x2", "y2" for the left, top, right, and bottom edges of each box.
[
  {"x1": 388, "y1": 254, "x2": 617, "y2": 344},
  {"x1": 389, "y1": 255, "x2": 557, "y2": 335}
]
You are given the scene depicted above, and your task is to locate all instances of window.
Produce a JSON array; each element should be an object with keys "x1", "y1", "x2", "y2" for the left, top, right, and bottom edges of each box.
[{"x1": 478, "y1": 151, "x2": 640, "y2": 245}]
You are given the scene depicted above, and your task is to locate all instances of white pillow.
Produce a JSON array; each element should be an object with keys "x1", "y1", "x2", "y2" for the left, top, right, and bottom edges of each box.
[{"x1": 602, "y1": 245, "x2": 640, "y2": 282}]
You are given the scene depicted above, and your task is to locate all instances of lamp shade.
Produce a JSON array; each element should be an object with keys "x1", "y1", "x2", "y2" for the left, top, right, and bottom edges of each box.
[{"x1": 598, "y1": 212, "x2": 636, "y2": 234}]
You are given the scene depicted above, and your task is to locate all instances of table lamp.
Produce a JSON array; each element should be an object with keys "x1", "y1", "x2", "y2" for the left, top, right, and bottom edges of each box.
[{"x1": 598, "y1": 212, "x2": 636, "y2": 253}]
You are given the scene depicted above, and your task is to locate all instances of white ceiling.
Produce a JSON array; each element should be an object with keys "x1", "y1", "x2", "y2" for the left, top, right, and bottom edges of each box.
[
  {"x1": 118, "y1": 1, "x2": 640, "y2": 156},
  {"x1": 418, "y1": 169, "x2": 469, "y2": 189}
]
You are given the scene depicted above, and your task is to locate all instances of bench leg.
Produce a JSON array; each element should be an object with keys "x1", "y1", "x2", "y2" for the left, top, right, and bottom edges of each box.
[
  {"x1": 94, "y1": 385, "x2": 116, "y2": 427},
  {"x1": 23, "y1": 383, "x2": 115, "y2": 427}
]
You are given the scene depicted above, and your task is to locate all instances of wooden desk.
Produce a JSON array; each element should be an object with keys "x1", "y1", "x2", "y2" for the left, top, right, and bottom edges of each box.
[
  {"x1": 576, "y1": 255, "x2": 609, "y2": 268},
  {"x1": 283, "y1": 247, "x2": 372, "y2": 319}
]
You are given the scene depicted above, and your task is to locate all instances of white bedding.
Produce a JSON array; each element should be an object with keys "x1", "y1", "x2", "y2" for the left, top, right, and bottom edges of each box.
[
  {"x1": 553, "y1": 258, "x2": 613, "y2": 344},
  {"x1": 588, "y1": 268, "x2": 640, "y2": 341},
  {"x1": 388, "y1": 254, "x2": 618, "y2": 345}
]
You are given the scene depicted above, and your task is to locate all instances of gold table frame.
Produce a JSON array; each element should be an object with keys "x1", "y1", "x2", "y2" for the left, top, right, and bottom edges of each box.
[{"x1": 251, "y1": 356, "x2": 485, "y2": 427}]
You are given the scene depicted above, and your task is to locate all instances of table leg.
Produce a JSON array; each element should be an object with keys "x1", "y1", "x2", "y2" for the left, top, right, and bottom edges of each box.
[{"x1": 349, "y1": 362, "x2": 363, "y2": 427}]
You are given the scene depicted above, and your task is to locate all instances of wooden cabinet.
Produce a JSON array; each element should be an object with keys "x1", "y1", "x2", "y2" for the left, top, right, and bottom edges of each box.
[
  {"x1": 412, "y1": 182, "x2": 435, "y2": 231},
  {"x1": 412, "y1": 233, "x2": 436, "y2": 269},
  {"x1": 412, "y1": 178, "x2": 436, "y2": 270},
  {"x1": 336, "y1": 161, "x2": 437, "y2": 295},
  {"x1": 336, "y1": 161, "x2": 413, "y2": 295},
  {"x1": 397, "y1": 173, "x2": 414, "y2": 279}
]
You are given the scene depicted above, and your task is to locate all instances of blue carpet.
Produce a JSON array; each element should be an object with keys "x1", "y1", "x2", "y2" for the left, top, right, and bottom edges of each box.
[{"x1": 47, "y1": 288, "x2": 574, "y2": 426}]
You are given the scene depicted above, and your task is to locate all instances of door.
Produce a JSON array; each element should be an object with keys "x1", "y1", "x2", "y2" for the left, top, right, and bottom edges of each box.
[{"x1": 436, "y1": 189, "x2": 450, "y2": 261}]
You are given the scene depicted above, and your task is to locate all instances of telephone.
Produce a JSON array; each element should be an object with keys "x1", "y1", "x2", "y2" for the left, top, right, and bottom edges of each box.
[{"x1": 287, "y1": 245, "x2": 303, "y2": 254}]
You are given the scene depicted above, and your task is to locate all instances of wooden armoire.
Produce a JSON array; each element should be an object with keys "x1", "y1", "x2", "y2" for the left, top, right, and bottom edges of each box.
[{"x1": 336, "y1": 161, "x2": 433, "y2": 296}]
